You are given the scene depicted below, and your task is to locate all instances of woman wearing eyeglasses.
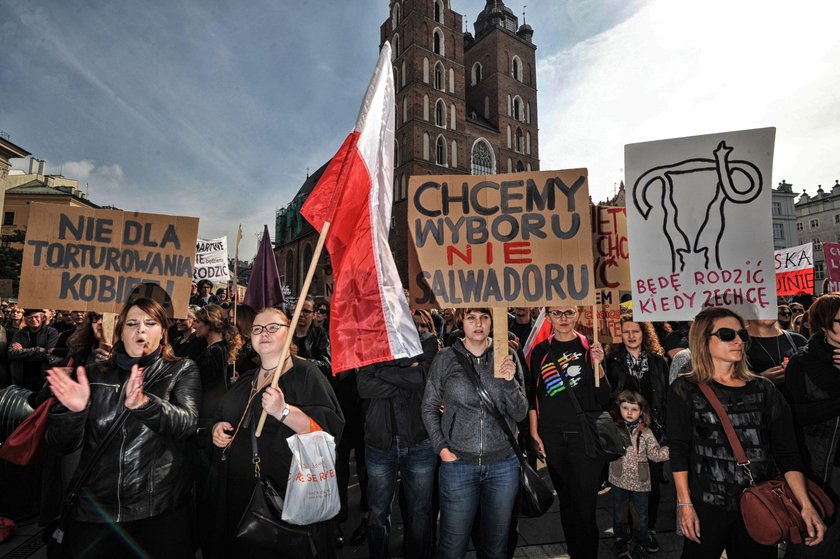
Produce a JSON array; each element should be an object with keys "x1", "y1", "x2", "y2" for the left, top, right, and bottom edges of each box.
[
  {"x1": 667, "y1": 307, "x2": 823, "y2": 558},
  {"x1": 207, "y1": 307, "x2": 344, "y2": 558},
  {"x1": 784, "y1": 294, "x2": 840, "y2": 558},
  {"x1": 527, "y1": 305, "x2": 610, "y2": 559}
]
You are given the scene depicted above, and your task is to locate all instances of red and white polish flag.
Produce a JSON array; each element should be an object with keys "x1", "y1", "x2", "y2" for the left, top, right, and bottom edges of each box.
[{"x1": 301, "y1": 42, "x2": 422, "y2": 373}]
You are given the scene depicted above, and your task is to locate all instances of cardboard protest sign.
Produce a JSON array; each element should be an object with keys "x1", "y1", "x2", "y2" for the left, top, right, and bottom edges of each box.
[
  {"x1": 408, "y1": 170, "x2": 595, "y2": 309},
  {"x1": 775, "y1": 242, "x2": 814, "y2": 296},
  {"x1": 19, "y1": 204, "x2": 199, "y2": 317},
  {"x1": 575, "y1": 289, "x2": 624, "y2": 342},
  {"x1": 626, "y1": 127, "x2": 777, "y2": 321},
  {"x1": 194, "y1": 237, "x2": 230, "y2": 282},
  {"x1": 592, "y1": 206, "x2": 630, "y2": 291}
]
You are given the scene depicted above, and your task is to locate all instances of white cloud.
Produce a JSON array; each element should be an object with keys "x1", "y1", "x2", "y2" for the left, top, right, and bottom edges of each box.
[{"x1": 538, "y1": 0, "x2": 840, "y2": 201}]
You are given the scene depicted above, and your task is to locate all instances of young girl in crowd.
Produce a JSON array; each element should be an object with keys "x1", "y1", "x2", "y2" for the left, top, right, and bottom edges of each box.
[{"x1": 609, "y1": 390, "x2": 669, "y2": 558}]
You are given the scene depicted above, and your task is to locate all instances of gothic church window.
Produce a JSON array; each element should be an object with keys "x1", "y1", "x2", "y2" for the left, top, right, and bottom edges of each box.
[
  {"x1": 435, "y1": 99, "x2": 446, "y2": 127},
  {"x1": 471, "y1": 140, "x2": 494, "y2": 175},
  {"x1": 436, "y1": 136, "x2": 447, "y2": 166},
  {"x1": 433, "y1": 28, "x2": 444, "y2": 55}
]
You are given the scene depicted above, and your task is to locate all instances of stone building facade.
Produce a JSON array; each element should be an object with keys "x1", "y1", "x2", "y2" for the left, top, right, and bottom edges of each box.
[{"x1": 795, "y1": 180, "x2": 840, "y2": 294}]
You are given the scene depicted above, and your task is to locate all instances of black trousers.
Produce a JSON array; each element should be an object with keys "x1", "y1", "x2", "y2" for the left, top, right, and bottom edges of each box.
[
  {"x1": 542, "y1": 430, "x2": 604, "y2": 559},
  {"x1": 66, "y1": 502, "x2": 194, "y2": 559},
  {"x1": 681, "y1": 501, "x2": 776, "y2": 559},
  {"x1": 648, "y1": 460, "x2": 663, "y2": 530}
]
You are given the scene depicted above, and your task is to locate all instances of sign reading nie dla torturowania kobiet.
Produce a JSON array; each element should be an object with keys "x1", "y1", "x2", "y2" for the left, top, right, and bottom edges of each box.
[{"x1": 19, "y1": 204, "x2": 199, "y2": 317}]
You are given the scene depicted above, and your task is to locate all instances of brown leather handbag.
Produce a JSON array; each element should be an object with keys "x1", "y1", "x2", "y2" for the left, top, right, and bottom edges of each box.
[{"x1": 699, "y1": 383, "x2": 835, "y2": 545}]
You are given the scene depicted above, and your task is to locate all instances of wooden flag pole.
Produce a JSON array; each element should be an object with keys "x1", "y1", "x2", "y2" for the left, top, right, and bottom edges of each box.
[
  {"x1": 231, "y1": 225, "x2": 242, "y2": 383},
  {"x1": 255, "y1": 221, "x2": 331, "y2": 437},
  {"x1": 492, "y1": 307, "x2": 508, "y2": 378},
  {"x1": 592, "y1": 302, "x2": 600, "y2": 387}
]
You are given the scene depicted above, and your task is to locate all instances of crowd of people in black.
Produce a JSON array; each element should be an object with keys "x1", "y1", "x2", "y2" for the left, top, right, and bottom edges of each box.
[{"x1": 0, "y1": 286, "x2": 838, "y2": 559}]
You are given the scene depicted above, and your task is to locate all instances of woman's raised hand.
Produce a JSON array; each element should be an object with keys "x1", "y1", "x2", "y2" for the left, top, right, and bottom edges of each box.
[
  {"x1": 46, "y1": 366, "x2": 90, "y2": 412},
  {"x1": 124, "y1": 364, "x2": 149, "y2": 410}
]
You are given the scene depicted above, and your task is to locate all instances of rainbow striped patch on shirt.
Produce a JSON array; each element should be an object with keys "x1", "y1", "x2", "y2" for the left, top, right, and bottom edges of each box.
[{"x1": 540, "y1": 351, "x2": 584, "y2": 396}]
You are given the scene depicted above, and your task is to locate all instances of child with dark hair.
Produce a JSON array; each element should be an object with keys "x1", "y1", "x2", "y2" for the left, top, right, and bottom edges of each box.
[{"x1": 610, "y1": 390, "x2": 669, "y2": 558}]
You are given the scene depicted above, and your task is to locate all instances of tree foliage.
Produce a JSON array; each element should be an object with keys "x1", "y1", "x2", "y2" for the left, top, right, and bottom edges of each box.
[{"x1": 0, "y1": 229, "x2": 25, "y2": 287}]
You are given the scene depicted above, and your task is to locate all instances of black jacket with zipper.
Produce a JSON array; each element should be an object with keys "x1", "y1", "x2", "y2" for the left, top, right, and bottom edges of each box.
[
  {"x1": 47, "y1": 354, "x2": 201, "y2": 523},
  {"x1": 784, "y1": 333, "x2": 840, "y2": 486}
]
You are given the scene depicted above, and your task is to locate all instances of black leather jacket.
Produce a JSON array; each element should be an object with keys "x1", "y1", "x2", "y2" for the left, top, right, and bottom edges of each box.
[
  {"x1": 47, "y1": 355, "x2": 201, "y2": 523},
  {"x1": 293, "y1": 325, "x2": 331, "y2": 377}
]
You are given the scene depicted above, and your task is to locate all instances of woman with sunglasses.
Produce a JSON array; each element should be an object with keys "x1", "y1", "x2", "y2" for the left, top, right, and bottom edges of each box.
[
  {"x1": 206, "y1": 307, "x2": 344, "y2": 558},
  {"x1": 528, "y1": 306, "x2": 610, "y2": 559},
  {"x1": 667, "y1": 307, "x2": 824, "y2": 558},
  {"x1": 783, "y1": 294, "x2": 840, "y2": 557}
]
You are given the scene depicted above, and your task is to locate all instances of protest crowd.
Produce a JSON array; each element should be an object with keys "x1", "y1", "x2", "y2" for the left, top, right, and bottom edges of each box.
[
  {"x1": 0, "y1": 30, "x2": 834, "y2": 559},
  {"x1": 0, "y1": 287, "x2": 837, "y2": 559}
]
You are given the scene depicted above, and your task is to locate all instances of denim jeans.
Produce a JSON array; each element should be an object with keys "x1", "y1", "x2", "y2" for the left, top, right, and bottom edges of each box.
[
  {"x1": 365, "y1": 438, "x2": 436, "y2": 559},
  {"x1": 612, "y1": 485, "x2": 650, "y2": 543},
  {"x1": 437, "y1": 454, "x2": 520, "y2": 559}
]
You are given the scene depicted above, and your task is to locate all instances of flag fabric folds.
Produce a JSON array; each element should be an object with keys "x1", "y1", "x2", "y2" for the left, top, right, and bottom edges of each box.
[
  {"x1": 243, "y1": 225, "x2": 285, "y2": 311},
  {"x1": 301, "y1": 42, "x2": 422, "y2": 373},
  {"x1": 523, "y1": 307, "x2": 552, "y2": 366}
]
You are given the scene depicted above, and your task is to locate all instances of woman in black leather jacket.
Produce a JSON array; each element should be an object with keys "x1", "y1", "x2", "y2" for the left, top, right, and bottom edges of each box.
[{"x1": 46, "y1": 298, "x2": 201, "y2": 558}]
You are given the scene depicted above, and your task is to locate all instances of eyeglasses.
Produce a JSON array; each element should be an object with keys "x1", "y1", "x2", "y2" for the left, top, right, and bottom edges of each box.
[
  {"x1": 548, "y1": 310, "x2": 577, "y2": 319},
  {"x1": 251, "y1": 323, "x2": 288, "y2": 336},
  {"x1": 301, "y1": 309, "x2": 314, "y2": 315},
  {"x1": 316, "y1": 308, "x2": 328, "y2": 315},
  {"x1": 87, "y1": 313, "x2": 103, "y2": 323},
  {"x1": 778, "y1": 311, "x2": 792, "y2": 317},
  {"x1": 710, "y1": 328, "x2": 749, "y2": 343}
]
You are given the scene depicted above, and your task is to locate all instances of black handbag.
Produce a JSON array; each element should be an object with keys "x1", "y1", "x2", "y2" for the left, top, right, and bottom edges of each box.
[
  {"x1": 545, "y1": 341, "x2": 625, "y2": 462},
  {"x1": 452, "y1": 351, "x2": 554, "y2": 517},
  {"x1": 235, "y1": 409, "x2": 317, "y2": 558}
]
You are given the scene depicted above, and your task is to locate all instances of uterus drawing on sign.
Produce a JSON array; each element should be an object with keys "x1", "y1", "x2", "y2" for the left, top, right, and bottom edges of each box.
[{"x1": 632, "y1": 141, "x2": 763, "y2": 273}]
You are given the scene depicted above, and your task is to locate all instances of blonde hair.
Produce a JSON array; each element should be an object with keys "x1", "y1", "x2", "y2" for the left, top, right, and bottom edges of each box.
[{"x1": 686, "y1": 307, "x2": 753, "y2": 384}]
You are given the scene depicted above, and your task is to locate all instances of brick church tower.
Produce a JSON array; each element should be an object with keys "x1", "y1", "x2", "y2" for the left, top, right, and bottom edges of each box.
[{"x1": 381, "y1": 0, "x2": 539, "y2": 283}]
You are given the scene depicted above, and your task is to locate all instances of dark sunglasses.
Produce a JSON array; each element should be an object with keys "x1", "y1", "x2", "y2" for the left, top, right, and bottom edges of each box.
[
  {"x1": 87, "y1": 313, "x2": 103, "y2": 323},
  {"x1": 778, "y1": 311, "x2": 792, "y2": 316},
  {"x1": 710, "y1": 328, "x2": 749, "y2": 343},
  {"x1": 316, "y1": 308, "x2": 328, "y2": 315}
]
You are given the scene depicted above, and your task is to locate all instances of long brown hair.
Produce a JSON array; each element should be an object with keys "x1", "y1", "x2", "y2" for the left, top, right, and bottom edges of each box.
[
  {"x1": 110, "y1": 298, "x2": 178, "y2": 362},
  {"x1": 686, "y1": 307, "x2": 753, "y2": 384},
  {"x1": 196, "y1": 304, "x2": 243, "y2": 364}
]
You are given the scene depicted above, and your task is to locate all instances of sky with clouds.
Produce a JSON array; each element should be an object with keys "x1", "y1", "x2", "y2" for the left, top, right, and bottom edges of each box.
[{"x1": 1, "y1": 0, "x2": 839, "y2": 259}]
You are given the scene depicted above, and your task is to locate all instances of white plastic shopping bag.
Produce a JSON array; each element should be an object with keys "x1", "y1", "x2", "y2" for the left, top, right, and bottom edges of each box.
[{"x1": 282, "y1": 431, "x2": 340, "y2": 526}]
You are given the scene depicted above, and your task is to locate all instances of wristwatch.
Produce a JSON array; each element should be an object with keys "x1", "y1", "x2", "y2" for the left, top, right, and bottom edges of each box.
[{"x1": 279, "y1": 404, "x2": 290, "y2": 423}]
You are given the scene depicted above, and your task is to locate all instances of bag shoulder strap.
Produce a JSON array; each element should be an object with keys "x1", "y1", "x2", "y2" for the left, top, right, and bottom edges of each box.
[
  {"x1": 544, "y1": 341, "x2": 585, "y2": 415},
  {"x1": 781, "y1": 329, "x2": 796, "y2": 354},
  {"x1": 697, "y1": 383, "x2": 750, "y2": 465},
  {"x1": 451, "y1": 350, "x2": 524, "y2": 461}
]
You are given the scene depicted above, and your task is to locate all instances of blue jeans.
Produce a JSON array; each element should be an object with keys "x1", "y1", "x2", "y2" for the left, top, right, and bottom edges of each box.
[
  {"x1": 612, "y1": 485, "x2": 650, "y2": 543},
  {"x1": 437, "y1": 454, "x2": 520, "y2": 559},
  {"x1": 365, "y1": 438, "x2": 436, "y2": 559}
]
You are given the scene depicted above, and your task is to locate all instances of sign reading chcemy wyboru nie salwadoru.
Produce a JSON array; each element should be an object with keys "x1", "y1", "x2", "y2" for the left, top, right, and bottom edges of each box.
[{"x1": 408, "y1": 170, "x2": 596, "y2": 309}]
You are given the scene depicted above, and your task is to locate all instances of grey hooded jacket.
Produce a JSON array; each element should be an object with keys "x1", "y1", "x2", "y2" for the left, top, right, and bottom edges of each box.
[{"x1": 421, "y1": 339, "x2": 528, "y2": 465}]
